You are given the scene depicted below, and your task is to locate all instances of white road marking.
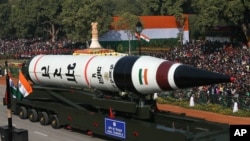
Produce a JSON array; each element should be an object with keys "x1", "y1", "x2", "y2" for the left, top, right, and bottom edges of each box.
[{"x1": 34, "y1": 131, "x2": 48, "y2": 137}]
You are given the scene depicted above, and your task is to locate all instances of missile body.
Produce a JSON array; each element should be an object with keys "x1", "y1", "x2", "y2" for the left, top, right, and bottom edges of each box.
[{"x1": 27, "y1": 55, "x2": 232, "y2": 95}]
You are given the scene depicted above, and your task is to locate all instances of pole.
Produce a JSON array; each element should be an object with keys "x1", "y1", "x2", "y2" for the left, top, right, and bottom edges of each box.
[
  {"x1": 5, "y1": 60, "x2": 13, "y2": 141},
  {"x1": 138, "y1": 34, "x2": 141, "y2": 56}
]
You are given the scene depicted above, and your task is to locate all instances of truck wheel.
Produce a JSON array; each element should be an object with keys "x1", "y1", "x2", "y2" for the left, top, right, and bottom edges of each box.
[
  {"x1": 51, "y1": 115, "x2": 61, "y2": 129},
  {"x1": 29, "y1": 109, "x2": 38, "y2": 122},
  {"x1": 39, "y1": 112, "x2": 50, "y2": 125},
  {"x1": 19, "y1": 106, "x2": 28, "y2": 119}
]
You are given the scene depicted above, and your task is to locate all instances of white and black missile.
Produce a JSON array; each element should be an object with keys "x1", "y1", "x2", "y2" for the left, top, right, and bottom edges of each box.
[{"x1": 26, "y1": 55, "x2": 234, "y2": 95}]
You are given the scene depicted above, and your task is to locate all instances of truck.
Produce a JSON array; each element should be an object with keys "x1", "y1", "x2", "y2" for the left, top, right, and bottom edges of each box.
[{"x1": 9, "y1": 54, "x2": 232, "y2": 141}]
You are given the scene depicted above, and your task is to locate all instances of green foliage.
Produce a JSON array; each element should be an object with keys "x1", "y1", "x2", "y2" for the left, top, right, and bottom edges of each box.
[
  {"x1": 10, "y1": 1, "x2": 29, "y2": 37},
  {"x1": 113, "y1": 12, "x2": 139, "y2": 37},
  {"x1": 157, "y1": 97, "x2": 250, "y2": 117},
  {"x1": 112, "y1": 0, "x2": 142, "y2": 15},
  {"x1": 113, "y1": 12, "x2": 140, "y2": 53},
  {"x1": 0, "y1": 3, "x2": 12, "y2": 38},
  {"x1": 60, "y1": 0, "x2": 113, "y2": 42},
  {"x1": 100, "y1": 38, "x2": 178, "y2": 54},
  {"x1": 137, "y1": 0, "x2": 185, "y2": 16},
  {"x1": 0, "y1": 0, "x2": 249, "y2": 42},
  {"x1": 191, "y1": 0, "x2": 250, "y2": 41},
  {"x1": 141, "y1": 38, "x2": 179, "y2": 48},
  {"x1": 162, "y1": 0, "x2": 184, "y2": 16},
  {"x1": 188, "y1": 15, "x2": 202, "y2": 40}
]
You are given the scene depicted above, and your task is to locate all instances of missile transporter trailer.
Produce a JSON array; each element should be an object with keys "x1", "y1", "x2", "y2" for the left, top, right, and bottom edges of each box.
[
  {"x1": 10, "y1": 86, "x2": 229, "y2": 141},
  {"x1": 10, "y1": 55, "x2": 232, "y2": 141}
]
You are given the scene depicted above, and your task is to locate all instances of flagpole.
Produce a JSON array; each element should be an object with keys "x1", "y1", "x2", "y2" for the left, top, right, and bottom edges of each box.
[{"x1": 5, "y1": 60, "x2": 13, "y2": 141}]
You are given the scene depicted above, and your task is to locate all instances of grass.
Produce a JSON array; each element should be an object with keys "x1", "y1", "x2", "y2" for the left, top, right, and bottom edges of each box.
[{"x1": 157, "y1": 97, "x2": 250, "y2": 117}]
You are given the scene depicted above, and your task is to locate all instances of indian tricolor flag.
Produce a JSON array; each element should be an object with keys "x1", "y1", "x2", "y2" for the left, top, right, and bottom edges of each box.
[
  {"x1": 5, "y1": 76, "x2": 18, "y2": 103},
  {"x1": 138, "y1": 68, "x2": 148, "y2": 85},
  {"x1": 9, "y1": 77, "x2": 19, "y2": 98},
  {"x1": 103, "y1": 16, "x2": 189, "y2": 44},
  {"x1": 135, "y1": 33, "x2": 150, "y2": 42},
  {"x1": 18, "y1": 71, "x2": 33, "y2": 97}
]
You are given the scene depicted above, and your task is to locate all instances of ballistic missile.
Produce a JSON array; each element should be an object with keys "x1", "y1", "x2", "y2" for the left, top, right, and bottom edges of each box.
[{"x1": 26, "y1": 55, "x2": 234, "y2": 95}]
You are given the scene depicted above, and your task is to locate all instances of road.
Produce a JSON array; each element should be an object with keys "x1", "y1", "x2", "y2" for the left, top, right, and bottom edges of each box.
[{"x1": 0, "y1": 85, "x2": 111, "y2": 141}]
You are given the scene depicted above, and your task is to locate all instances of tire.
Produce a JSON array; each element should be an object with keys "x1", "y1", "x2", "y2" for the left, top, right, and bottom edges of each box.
[
  {"x1": 19, "y1": 106, "x2": 28, "y2": 119},
  {"x1": 51, "y1": 115, "x2": 61, "y2": 129},
  {"x1": 39, "y1": 112, "x2": 50, "y2": 125},
  {"x1": 28, "y1": 109, "x2": 38, "y2": 122}
]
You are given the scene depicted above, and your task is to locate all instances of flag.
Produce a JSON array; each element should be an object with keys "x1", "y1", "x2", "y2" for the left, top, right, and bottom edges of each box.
[
  {"x1": 18, "y1": 71, "x2": 33, "y2": 97},
  {"x1": 135, "y1": 33, "x2": 150, "y2": 42},
  {"x1": 9, "y1": 77, "x2": 18, "y2": 97},
  {"x1": 138, "y1": 68, "x2": 148, "y2": 85},
  {"x1": 5, "y1": 75, "x2": 20, "y2": 105},
  {"x1": 10, "y1": 77, "x2": 25, "y2": 100},
  {"x1": 140, "y1": 34, "x2": 150, "y2": 42}
]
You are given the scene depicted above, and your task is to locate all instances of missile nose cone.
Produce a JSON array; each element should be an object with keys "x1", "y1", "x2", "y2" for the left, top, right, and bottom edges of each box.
[{"x1": 174, "y1": 65, "x2": 232, "y2": 89}]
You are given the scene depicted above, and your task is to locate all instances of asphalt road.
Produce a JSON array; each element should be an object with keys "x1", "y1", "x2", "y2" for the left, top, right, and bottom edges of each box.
[{"x1": 0, "y1": 85, "x2": 111, "y2": 141}]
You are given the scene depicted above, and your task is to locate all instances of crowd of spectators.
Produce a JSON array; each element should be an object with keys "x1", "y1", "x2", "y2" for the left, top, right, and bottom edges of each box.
[
  {"x1": 0, "y1": 38, "x2": 83, "y2": 60},
  {"x1": 149, "y1": 40, "x2": 250, "y2": 109}
]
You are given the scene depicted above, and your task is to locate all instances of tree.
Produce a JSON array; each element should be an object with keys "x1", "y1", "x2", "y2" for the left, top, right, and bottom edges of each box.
[
  {"x1": 175, "y1": 15, "x2": 187, "y2": 45},
  {"x1": 0, "y1": 2, "x2": 12, "y2": 38},
  {"x1": 137, "y1": 0, "x2": 187, "y2": 16},
  {"x1": 112, "y1": 0, "x2": 142, "y2": 16},
  {"x1": 9, "y1": 0, "x2": 39, "y2": 38},
  {"x1": 192, "y1": 0, "x2": 250, "y2": 44},
  {"x1": 223, "y1": 0, "x2": 250, "y2": 44},
  {"x1": 37, "y1": 0, "x2": 63, "y2": 42},
  {"x1": 162, "y1": 0, "x2": 186, "y2": 45},
  {"x1": 137, "y1": 0, "x2": 166, "y2": 15},
  {"x1": 8, "y1": 0, "x2": 63, "y2": 41},
  {"x1": 61, "y1": 0, "x2": 113, "y2": 42},
  {"x1": 113, "y1": 12, "x2": 140, "y2": 54}
]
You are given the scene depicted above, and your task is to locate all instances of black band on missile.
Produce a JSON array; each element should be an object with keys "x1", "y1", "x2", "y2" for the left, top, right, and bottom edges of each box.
[
  {"x1": 113, "y1": 56, "x2": 139, "y2": 93},
  {"x1": 174, "y1": 65, "x2": 231, "y2": 88}
]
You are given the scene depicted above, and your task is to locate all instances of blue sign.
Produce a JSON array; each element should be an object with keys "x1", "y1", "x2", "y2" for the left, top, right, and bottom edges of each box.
[{"x1": 105, "y1": 118, "x2": 126, "y2": 139}]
